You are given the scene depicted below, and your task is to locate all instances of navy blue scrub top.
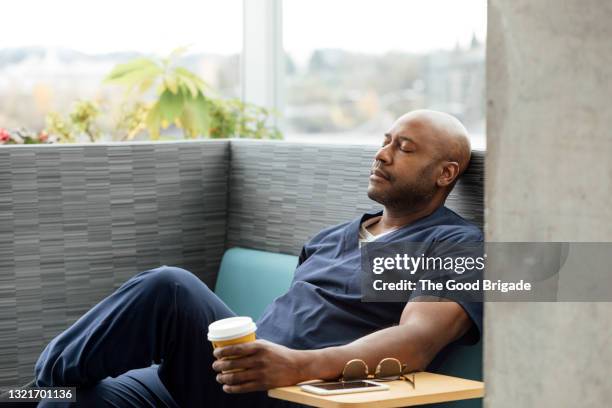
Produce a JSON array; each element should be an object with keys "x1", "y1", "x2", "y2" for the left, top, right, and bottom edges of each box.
[{"x1": 256, "y1": 205, "x2": 483, "y2": 350}]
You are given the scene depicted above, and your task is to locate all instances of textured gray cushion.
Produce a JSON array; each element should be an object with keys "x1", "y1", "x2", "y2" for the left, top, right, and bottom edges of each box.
[
  {"x1": 0, "y1": 141, "x2": 229, "y2": 386},
  {"x1": 228, "y1": 140, "x2": 483, "y2": 254}
]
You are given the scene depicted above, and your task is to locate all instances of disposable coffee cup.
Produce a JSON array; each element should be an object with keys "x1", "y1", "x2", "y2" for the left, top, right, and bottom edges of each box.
[
  {"x1": 208, "y1": 316, "x2": 257, "y2": 349},
  {"x1": 208, "y1": 317, "x2": 257, "y2": 373}
]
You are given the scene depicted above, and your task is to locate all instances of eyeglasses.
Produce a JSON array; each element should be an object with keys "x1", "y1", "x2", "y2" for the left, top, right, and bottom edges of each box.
[{"x1": 340, "y1": 358, "x2": 416, "y2": 389}]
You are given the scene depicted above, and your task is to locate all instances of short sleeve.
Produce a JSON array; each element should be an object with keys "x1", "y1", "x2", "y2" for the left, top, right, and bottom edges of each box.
[{"x1": 408, "y1": 227, "x2": 484, "y2": 344}]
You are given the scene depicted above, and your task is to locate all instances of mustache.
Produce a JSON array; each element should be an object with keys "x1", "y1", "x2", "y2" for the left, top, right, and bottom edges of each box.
[{"x1": 370, "y1": 162, "x2": 392, "y2": 181}]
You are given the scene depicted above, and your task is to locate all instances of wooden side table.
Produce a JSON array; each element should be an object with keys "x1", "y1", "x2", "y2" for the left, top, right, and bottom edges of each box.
[{"x1": 268, "y1": 372, "x2": 484, "y2": 408}]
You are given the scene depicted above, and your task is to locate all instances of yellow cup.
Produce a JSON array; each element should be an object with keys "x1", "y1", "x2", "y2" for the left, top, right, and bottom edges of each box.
[{"x1": 208, "y1": 316, "x2": 257, "y2": 373}]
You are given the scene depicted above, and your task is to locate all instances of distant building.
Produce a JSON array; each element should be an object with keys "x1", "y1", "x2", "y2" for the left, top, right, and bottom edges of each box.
[{"x1": 424, "y1": 34, "x2": 485, "y2": 134}]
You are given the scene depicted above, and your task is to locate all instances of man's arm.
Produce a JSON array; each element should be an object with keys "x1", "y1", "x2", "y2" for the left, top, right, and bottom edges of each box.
[{"x1": 213, "y1": 300, "x2": 473, "y2": 393}]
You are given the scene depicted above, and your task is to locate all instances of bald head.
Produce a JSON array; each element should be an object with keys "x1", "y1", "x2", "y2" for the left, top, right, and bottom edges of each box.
[
  {"x1": 394, "y1": 110, "x2": 471, "y2": 175},
  {"x1": 368, "y1": 110, "x2": 472, "y2": 212}
]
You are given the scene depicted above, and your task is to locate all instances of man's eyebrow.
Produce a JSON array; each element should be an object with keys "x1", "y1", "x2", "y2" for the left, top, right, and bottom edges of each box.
[
  {"x1": 397, "y1": 135, "x2": 417, "y2": 145},
  {"x1": 385, "y1": 132, "x2": 417, "y2": 145}
]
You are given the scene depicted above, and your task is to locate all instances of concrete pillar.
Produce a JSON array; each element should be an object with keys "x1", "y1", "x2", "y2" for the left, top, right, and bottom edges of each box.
[{"x1": 486, "y1": 0, "x2": 612, "y2": 406}]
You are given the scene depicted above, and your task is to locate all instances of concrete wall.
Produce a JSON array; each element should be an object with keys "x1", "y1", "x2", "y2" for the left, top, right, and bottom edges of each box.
[{"x1": 486, "y1": 0, "x2": 612, "y2": 407}]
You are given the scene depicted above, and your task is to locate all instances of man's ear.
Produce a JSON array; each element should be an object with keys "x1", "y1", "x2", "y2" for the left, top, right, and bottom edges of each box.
[{"x1": 437, "y1": 161, "x2": 460, "y2": 187}]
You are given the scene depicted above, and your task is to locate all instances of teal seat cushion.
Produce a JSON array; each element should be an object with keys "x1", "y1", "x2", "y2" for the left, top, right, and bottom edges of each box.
[{"x1": 214, "y1": 247, "x2": 298, "y2": 320}]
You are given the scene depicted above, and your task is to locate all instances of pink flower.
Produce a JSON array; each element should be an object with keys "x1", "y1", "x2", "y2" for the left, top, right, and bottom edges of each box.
[
  {"x1": 0, "y1": 128, "x2": 10, "y2": 144},
  {"x1": 38, "y1": 131, "x2": 49, "y2": 143}
]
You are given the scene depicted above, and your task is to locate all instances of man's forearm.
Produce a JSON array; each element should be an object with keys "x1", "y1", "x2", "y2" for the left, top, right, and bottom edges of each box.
[
  {"x1": 299, "y1": 322, "x2": 432, "y2": 381},
  {"x1": 213, "y1": 303, "x2": 472, "y2": 390},
  {"x1": 297, "y1": 301, "x2": 472, "y2": 381}
]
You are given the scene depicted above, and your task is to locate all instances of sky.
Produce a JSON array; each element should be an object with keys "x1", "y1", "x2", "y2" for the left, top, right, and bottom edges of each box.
[
  {"x1": 2, "y1": 0, "x2": 486, "y2": 57},
  {"x1": 285, "y1": 0, "x2": 487, "y2": 59}
]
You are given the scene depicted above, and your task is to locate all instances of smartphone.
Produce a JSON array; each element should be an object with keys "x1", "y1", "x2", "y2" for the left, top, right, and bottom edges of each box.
[{"x1": 300, "y1": 380, "x2": 389, "y2": 395}]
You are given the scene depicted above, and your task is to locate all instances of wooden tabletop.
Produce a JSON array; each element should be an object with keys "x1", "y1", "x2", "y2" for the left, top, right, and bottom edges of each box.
[{"x1": 268, "y1": 372, "x2": 484, "y2": 408}]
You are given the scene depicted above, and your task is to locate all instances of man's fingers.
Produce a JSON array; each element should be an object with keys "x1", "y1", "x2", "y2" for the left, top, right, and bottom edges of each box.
[
  {"x1": 216, "y1": 369, "x2": 261, "y2": 386},
  {"x1": 212, "y1": 355, "x2": 261, "y2": 372},
  {"x1": 213, "y1": 340, "x2": 262, "y2": 359},
  {"x1": 222, "y1": 382, "x2": 265, "y2": 394}
]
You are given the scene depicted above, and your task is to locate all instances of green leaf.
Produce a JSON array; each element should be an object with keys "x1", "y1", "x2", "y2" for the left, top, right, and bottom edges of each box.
[
  {"x1": 181, "y1": 95, "x2": 210, "y2": 138},
  {"x1": 174, "y1": 67, "x2": 209, "y2": 94},
  {"x1": 145, "y1": 103, "x2": 162, "y2": 140},
  {"x1": 179, "y1": 107, "x2": 195, "y2": 136},
  {"x1": 138, "y1": 75, "x2": 158, "y2": 94},
  {"x1": 104, "y1": 58, "x2": 160, "y2": 81},
  {"x1": 164, "y1": 75, "x2": 179, "y2": 94},
  {"x1": 105, "y1": 63, "x2": 163, "y2": 95},
  {"x1": 175, "y1": 72, "x2": 200, "y2": 98},
  {"x1": 158, "y1": 90, "x2": 185, "y2": 123}
]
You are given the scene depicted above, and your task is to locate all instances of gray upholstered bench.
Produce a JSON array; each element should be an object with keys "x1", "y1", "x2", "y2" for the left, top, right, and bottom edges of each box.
[{"x1": 0, "y1": 140, "x2": 484, "y2": 400}]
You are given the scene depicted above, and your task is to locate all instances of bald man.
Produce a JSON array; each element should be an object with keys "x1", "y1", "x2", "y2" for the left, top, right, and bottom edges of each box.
[{"x1": 34, "y1": 110, "x2": 482, "y2": 408}]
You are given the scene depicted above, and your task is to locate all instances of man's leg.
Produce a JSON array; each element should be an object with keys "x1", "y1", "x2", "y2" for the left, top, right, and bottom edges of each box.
[
  {"x1": 37, "y1": 366, "x2": 299, "y2": 408},
  {"x1": 34, "y1": 266, "x2": 248, "y2": 407},
  {"x1": 37, "y1": 366, "x2": 178, "y2": 408}
]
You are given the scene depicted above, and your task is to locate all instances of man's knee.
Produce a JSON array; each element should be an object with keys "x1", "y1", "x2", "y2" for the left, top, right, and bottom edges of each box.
[
  {"x1": 141, "y1": 266, "x2": 233, "y2": 327},
  {"x1": 142, "y1": 266, "x2": 211, "y2": 297}
]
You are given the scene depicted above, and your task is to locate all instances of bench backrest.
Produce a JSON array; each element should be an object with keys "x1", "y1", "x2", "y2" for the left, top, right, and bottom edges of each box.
[{"x1": 227, "y1": 140, "x2": 483, "y2": 256}]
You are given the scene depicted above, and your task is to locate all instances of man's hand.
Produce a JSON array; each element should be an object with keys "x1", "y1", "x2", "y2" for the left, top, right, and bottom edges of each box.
[{"x1": 212, "y1": 339, "x2": 309, "y2": 393}]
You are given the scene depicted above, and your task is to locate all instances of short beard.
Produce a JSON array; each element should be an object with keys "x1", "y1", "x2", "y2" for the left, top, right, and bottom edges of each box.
[{"x1": 368, "y1": 163, "x2": 438, "y2": 210}]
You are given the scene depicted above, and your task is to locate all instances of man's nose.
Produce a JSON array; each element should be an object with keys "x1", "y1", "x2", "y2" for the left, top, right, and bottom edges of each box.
[{"x1": 374, "y1": 144, "x2": 392, "y2": 164}]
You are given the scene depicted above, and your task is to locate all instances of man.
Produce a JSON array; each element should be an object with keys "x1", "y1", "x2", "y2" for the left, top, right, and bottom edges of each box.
[{"x1": 34, "y1": 110, "x2": 482, "y2": 407}]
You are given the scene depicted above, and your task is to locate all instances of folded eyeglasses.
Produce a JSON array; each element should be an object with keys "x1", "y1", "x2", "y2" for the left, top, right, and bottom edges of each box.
[{"x1": 340, "y1": 358, "x2": 417, "y2": 389}]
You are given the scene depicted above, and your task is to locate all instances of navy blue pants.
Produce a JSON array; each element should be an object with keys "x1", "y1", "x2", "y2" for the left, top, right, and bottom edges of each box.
[{"x1": 34, "y1": 266, "x2": 296, "y2": 408}]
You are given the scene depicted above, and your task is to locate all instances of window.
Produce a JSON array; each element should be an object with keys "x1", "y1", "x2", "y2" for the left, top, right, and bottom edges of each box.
[
  {"x1": 283, "y1": 0, "x2": 486, "y2": 148},
  {"x1": 0, "y1": 0, "x2": 242, "y2": 139},
  {"x1": 1, "y1": 0, "x2": 486, "y2": 146}
]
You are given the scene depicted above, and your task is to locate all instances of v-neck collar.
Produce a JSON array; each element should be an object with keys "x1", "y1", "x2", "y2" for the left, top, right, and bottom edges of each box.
[{"x1": 343, "y1": 206, "x2": 448, "y2": 252}]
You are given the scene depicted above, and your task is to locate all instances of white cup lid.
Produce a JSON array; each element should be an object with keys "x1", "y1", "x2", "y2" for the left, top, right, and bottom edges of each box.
[{"x1": 207, "y1": 316, "x2": 257, "y2": 342}]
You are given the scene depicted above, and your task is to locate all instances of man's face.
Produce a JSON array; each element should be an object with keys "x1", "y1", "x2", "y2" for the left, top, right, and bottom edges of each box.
[{"x1": 367, "y1": 118, "x2": 442, "y2": 209}]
